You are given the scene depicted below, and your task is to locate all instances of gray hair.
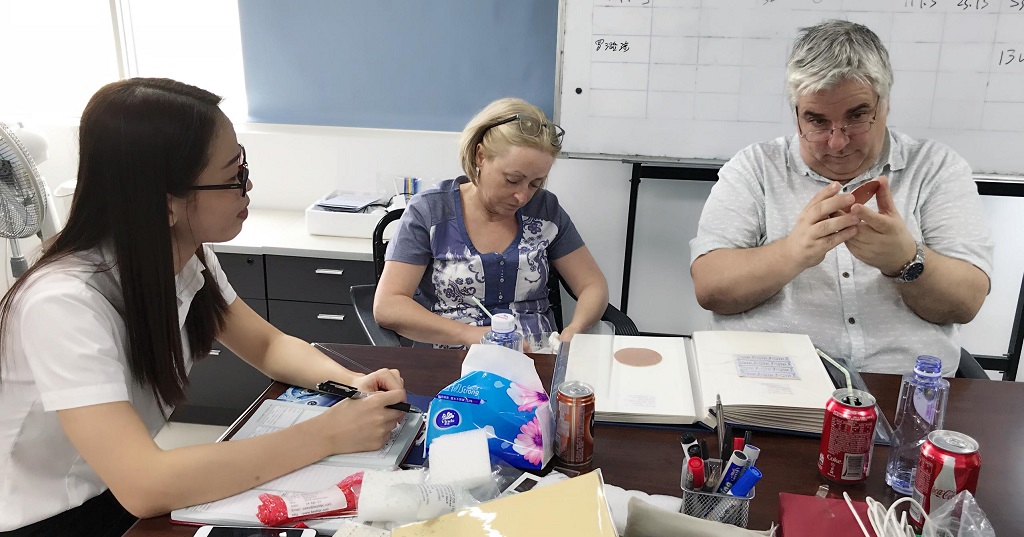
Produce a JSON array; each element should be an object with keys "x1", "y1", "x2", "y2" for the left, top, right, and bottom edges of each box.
[{"x1": 786, "y1": 20, "x2": 893, "y2": 108}]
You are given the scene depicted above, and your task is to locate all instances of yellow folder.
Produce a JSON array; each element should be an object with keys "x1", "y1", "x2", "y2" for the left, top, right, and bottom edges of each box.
[{"x1": 391, "y1": 470, "x2": 617, "y2": 536}]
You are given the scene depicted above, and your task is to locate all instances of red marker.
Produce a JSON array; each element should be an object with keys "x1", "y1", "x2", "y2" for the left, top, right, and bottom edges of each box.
[
  {"x1": 732, "y1": 436, "x2": 745, "y2": 452},
  {"x1": 688, "y1": 456, "x2": 706, "y2": 490}
]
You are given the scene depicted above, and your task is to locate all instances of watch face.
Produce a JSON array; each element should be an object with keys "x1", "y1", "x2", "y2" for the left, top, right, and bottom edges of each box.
[{"x1": 903, "y1": 262, "x2": 925, "y2": 282}]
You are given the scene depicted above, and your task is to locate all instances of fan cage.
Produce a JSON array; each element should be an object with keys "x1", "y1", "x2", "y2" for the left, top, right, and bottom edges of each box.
[{"x1": 0, "y1": 122, "x2": 48, "y2": 240}]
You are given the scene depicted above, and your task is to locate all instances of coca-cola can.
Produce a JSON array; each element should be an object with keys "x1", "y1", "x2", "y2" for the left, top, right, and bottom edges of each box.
[
  {"x1": 818, "y1": 388, "x2": 877, "y2": 483},
  {"x1": 910, "y1": 430, "x2": 981, "y2": 527},
  {"x1": 554, "y1": 381, "x2": 595, "y2": 465}
]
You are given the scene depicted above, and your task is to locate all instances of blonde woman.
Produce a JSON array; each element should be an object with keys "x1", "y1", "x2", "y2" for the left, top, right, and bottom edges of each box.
[{"x1": 374, "y1": 98, "x2": 608, "y2": 348}]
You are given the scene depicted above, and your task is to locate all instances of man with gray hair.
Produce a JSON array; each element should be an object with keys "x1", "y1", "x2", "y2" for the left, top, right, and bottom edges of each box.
[{"x1": 689, "y1": 20, "x2": 992, "y2": 376}]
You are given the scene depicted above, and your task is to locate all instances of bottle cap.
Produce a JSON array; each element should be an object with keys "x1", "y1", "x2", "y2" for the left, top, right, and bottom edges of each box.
[
  {"x1": 914, "y1": 355, "x2": 942, "y2": 377},
  {"x1": 491, "y1": 313, "x2": 517, "y2": 333}
]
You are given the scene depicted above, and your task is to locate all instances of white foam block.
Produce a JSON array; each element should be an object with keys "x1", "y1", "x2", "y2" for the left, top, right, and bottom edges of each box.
[
  {"x1": 427, "y1": 428, "x2": 492, "y2": 488},
  {"x1": 357, "y1": 468, "x2": 425, "y2": 522}
]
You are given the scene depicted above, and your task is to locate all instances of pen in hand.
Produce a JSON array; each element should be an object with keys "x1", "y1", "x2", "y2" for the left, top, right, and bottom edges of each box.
[{"x1": 315, "y1": 380, "x2": 423, "y2": 413}]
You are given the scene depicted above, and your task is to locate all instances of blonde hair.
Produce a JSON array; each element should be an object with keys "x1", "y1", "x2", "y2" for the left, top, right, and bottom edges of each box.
[{"x1": 458, "y1": 97, "x2": 561, "y2": 184}]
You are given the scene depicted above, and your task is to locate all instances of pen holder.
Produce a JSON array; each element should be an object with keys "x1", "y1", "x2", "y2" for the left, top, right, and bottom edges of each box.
[{"x1": 679, "y1": 485, "x2": 754, "y2": 528}]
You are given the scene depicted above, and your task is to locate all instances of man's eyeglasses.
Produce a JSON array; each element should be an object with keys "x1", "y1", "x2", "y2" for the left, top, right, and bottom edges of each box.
[
  {"x1": 481, "y1": 114, "x2": 565, "y2": 148},
  {"x1": 188, "y1": 144, "x2": 248, "y2": 197},
  {"x1": 797, "y1": 97, "x2": 880, "y2": 143}
]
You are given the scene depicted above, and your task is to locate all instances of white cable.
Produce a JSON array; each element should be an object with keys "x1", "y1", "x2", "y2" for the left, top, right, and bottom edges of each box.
[
  {"x1": 847, "y1": 493, "x2": 933, "y2": 537},
  {"x1": 842, "y1": 492, "x2": 872, "y2": 537}
]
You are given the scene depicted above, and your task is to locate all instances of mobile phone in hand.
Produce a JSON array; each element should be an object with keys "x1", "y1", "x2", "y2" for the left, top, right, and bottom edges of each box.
[{"x1": 193, "y1": 526, "x2": 315, "y2": 537}]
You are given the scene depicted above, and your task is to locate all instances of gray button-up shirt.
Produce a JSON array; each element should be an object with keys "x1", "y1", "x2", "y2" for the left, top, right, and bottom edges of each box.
[{"x1": 689, "y1": 129, "x2": 993, "y2": 375}]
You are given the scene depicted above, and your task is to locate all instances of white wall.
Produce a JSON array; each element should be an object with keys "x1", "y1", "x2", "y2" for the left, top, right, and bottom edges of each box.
[{"x1": 27, "y1": 122, "x2": 1024, "y2": 380}]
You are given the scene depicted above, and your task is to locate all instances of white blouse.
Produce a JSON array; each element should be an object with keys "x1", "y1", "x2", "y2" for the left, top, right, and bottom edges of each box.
[{"x1": 0, "y1": 245, "x2": 236, "y2": 530}]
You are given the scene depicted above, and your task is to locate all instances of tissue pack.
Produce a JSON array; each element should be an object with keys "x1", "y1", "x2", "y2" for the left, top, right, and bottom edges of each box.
[{"x1": 426, "y1": 346, "x2": 554, "y2": 470}]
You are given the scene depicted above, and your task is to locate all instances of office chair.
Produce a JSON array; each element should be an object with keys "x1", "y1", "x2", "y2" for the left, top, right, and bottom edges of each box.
[
  {"x1": 956, "y1": 348, "x2": 990, "y2": 380},
  {"x1": 351, "y1": 209, "x2": 405, "y2": 347},
  {"x1": 350, "y1": 208, "x2": 640, "y2": 346}
]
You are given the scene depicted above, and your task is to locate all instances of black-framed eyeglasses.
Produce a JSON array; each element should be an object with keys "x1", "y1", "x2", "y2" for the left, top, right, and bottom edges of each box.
[
  {"x1": 188, "y1": 144, "x2": 248, "y2": 197},
  {"x1": 481, "y1": 114, "x2": 565, "y2": 147},
  {"x1": 797, "y1": 97, "x2": 880, "y2": 143}
]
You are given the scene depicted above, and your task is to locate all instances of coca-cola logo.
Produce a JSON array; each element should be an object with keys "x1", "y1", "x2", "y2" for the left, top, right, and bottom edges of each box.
[{"x1": 931, "y1": 488, "x2": 956, "y2": 501}]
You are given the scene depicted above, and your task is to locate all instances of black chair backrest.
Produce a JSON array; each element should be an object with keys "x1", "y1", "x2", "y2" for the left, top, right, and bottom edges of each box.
[
  {"x1": 372, "y1": 208, "x2": 405, "y2": 282},
  {"x1": 547, "y1": 264, "x2": 565, "y2": 331}
]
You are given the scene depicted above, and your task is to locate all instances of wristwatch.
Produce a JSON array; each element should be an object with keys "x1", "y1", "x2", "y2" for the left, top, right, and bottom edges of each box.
[{"x1": 894, "y1": 241, "x2": 925, "y2": 283}]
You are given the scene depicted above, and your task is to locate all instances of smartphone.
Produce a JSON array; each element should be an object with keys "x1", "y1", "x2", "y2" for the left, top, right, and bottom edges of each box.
[{"x1": 193, "y1": 526, "x2": 316, "y2": 537}]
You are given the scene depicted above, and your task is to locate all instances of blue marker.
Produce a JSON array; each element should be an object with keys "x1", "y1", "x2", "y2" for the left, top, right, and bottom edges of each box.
[{"x1": 728, "y1": 466, "x2": 762, "y2": 498}]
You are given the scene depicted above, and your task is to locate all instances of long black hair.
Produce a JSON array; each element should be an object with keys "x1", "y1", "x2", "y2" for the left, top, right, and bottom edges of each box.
[{"x1": 0, "y1": 78, "x2": 230, "y2": 410}]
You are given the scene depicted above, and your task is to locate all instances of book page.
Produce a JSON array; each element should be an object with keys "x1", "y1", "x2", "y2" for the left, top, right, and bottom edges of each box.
[
  {"x1": 692, "y1": 331, "x2": 834, "y2": 413},
  {"x1": 566, "y1": 335, "x2": 697, "y2": 422},
  {"x1": 231, "y1": 400, "x2": 423, "y2": 468}
]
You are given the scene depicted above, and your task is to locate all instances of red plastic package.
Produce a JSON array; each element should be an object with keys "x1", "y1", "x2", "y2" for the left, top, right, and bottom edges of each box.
[{"x1": 256, "y1": 471, "x2": 364, "y2": 526}]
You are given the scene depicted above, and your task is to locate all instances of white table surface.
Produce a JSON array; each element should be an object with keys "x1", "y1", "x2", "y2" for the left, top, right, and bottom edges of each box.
[{"x1": 210, "y1": 209, "x2": 374, "y2": 261}]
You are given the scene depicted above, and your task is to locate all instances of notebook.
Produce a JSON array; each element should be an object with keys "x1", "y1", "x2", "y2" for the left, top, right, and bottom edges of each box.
[
  {"x1": 564, "y1": 331, "x2": 836, "y2": 434},
  {"x1": 777, "y1": 492, "x2": 877, "y2": 537},
  {"x1": 170, "y1": 399, "x2": 425, "y2": 529}
]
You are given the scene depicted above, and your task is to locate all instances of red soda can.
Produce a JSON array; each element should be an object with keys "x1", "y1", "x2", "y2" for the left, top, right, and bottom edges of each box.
[
  {"x1": 818, "y1": 388, "x2": 877, "y2": 483},
  {"x1": 555, "y1": 381, "x2": 595, "y2": 465},
  {"x1": 910, "y1": 430, "x2": 981, "y2": 527}
]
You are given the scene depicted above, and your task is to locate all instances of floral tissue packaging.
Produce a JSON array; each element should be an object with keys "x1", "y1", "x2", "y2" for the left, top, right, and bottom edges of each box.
[{"x1": 425, "y1": 344, "x2": 554, "y2": 470}]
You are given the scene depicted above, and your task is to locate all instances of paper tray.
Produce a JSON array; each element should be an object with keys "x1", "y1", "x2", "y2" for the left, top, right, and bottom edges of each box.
[{"x1": 305, "y1": 191, "x2": 397, "y2": 239}]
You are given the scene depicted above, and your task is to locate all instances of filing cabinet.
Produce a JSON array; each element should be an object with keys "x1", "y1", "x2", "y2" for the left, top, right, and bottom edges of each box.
[
  {"x1": 172, "y1": 252, "x2": 373, "y2": 425},
  {"x1": 265, "y1": 255, "x2": 371, "y2": 346}
]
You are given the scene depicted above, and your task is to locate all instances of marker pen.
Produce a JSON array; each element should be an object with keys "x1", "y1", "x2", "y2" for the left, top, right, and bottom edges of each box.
[
  {"x1": 687, "y1": 444, "x2": 702, "y2": 460},
  {"x1": 699, "y1": 439, "x2": 710, "y2": 460},
  {"x1": 728, "y1": 466, "x2": 762, "y2": 498},
  {"x1": 680, "y1": 432, "x2": 699, "y2": 462},
  {"x1": 688, "y1": 457, "x2": 706, "y2": 490},
  {"x1": 741, "y1": 444, "x2": 761, "y2": 468},
  {"x1": 715, "y1": 450, "x2": 750, "y2": 494},
  {"x1": 732, "y1": 435, "x2": 745, "y2": 452}
]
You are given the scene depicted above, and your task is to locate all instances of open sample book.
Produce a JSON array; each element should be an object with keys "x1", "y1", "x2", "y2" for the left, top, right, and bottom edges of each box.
[
  {"x1": 564, "y1": 331, "x2": 836, "y2": 434},
  {"x1": 170, "y1": 398, "x2": 425, "y2": 531}
]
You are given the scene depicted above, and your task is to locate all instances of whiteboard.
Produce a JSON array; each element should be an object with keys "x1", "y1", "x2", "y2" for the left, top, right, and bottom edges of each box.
[{"x1": 557, "y1": 0, "x2": 1024, "y2": 175}]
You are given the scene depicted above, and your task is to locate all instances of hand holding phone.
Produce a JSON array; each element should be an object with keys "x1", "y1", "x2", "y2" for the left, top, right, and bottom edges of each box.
[
  {"x1": 848, "y1": 180, "x2": 880, "y2": 208},
  {"x1": 193, "y1": 526, "x2": 315, "y2": 537}
]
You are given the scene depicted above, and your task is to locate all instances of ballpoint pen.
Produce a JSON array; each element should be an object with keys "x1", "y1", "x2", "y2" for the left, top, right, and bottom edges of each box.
[
  {"x1": 716, "y1": 394, "x2": 727, "y2": 461},
  {"x1": 315, "y1": 380, "x2": 423, "y2": 413}
]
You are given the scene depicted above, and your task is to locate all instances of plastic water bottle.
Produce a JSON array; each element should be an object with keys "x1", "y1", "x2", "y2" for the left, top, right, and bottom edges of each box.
[
  {"x1": 885, "y1": 355, "x2": 949, "y2": 495},
  {"x1": 480, "y1": 313, "x2": 523, "y2": 352}
]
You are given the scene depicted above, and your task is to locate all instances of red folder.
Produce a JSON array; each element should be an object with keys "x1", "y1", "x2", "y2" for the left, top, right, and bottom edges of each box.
[{"x1": 778, "y1": 492, "x2": 877, "y2": 537}]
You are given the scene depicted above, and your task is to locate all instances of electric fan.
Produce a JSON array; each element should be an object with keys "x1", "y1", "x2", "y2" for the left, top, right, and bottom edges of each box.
[{"x1": 0, "y1": 121, "x2": 54, "y2": 278}]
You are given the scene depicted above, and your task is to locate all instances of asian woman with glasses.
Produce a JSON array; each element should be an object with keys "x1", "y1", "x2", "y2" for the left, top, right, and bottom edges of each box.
[
  {"x1": 374, "y1": 97, "x2": 609, "y2": 349},
  {"x1": 0, "y1": 78, "x2": 407, "y2": 536}
]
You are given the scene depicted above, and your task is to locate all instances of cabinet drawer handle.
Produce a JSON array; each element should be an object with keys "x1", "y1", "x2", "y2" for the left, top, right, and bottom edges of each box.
[
  {"x1": 315, "y1": 268, "x2": 345, "y2": 276},
  {"x1": 208, "y1": 349, "x2": 221, "y2": 356},
  {"x1": 317, "y1": 313, "x2": 347, "y2": 322}
]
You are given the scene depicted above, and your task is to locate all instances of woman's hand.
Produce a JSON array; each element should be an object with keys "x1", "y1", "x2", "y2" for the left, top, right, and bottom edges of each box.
[
  {"x1": 462, "y1": 324, "x2": 492, "y2": 348},
  {"x1": 318, "y1": 390, "x2": 407, "y2": 454},
  {"x1": 350, "y1": 368, "x2": 404, "y2": 393},
  {"x1": 558, "y1": 326, "x2": 581, "y2": 342}
]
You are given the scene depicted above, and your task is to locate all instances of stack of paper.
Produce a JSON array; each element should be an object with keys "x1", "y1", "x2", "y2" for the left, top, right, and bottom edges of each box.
[
  {"x1": 170, "y1": 400, "x2": 424, "y2": 530},
  {"x1": 316, "y1": 193, "x2": 384, "y2": 212}
]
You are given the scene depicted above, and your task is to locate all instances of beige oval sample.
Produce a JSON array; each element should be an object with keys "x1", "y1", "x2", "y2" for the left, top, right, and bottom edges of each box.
[{"x1": 613, "y1": 347, "x2": 662, "y2": 367}]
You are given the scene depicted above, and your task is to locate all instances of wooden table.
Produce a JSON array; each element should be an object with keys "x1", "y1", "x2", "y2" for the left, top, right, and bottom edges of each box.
[{"x1": 125, "y1": 344, "x2": 1024, "y2": 535}]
